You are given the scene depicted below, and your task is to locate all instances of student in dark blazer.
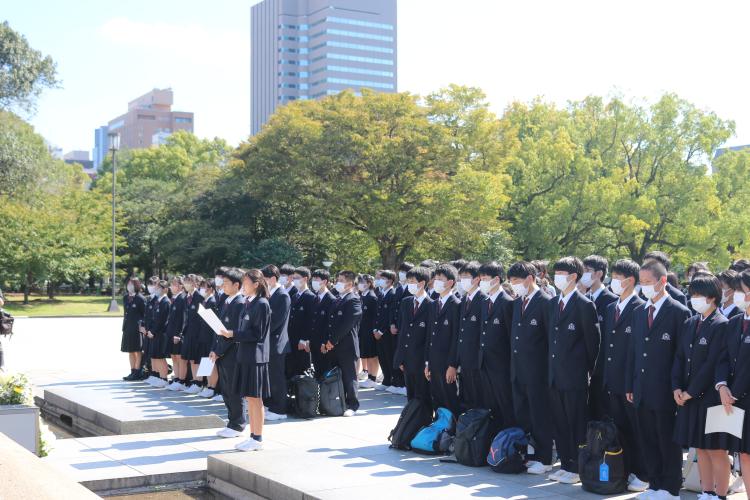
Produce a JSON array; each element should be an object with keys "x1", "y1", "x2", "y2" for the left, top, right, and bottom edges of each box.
[
  {"x1": 625, "y1": 259, "x2": 691, "y2": 500},
  {"x1": 324, "y1": 270, "x2": 363, "y2": 416},
  {"x1": 147, "y1": 280, "x2": 172, "y2": 387},
  {"x1": 286, "y1": 267, "x2": 316, "y2": 379},
  {"x1": 220, "y1": 268, "x2": 272, "y2": 452},
  {"x1": 643, "y1": 251, "x2": 689, "y2": 307},
  {"x1": 279, "y1": 263, "x2": 298, "y2": 300},
  {"x1": 374, "y1": 270, "x2": 399, "y2": 391},
  {"x1": 477, "y1": 261, "x2": 515, "y2": 431},
  {"x1": 121, "y1": 277, "x2": 146, "y2": 381},
  {"x1": 394, "y1": 266, "x2": 433, "y2": 402},
  {"x1": 718, "y1": 269, "x2": 745, "y2": 319},
  {"x1": 307, "y1": 268, "x2": 335, "y2": 378},
  {"x1": 260, "y1": 265, "x2": 291, "y2": 421},
  {"x1": 180, "y1": 274, "x2": 205, "y2": 393},
  {"x1": 196, "y1": 278, "x2": 219, "y2": 398},
  {"x1": 715, "y1": 269, "x2": 750, "y2": 495},
  {"x1": 597, "y1": 259, "x2": 648, "y2": 491},
  {"x1": 456, "y1": 261, "x2": 487, "y2": 411},
  {"x1": 507, "y1": 262, "x2": 554, "y2": 475},
  {"x1": 357, "y1": 274, "x2": 380, "y2": 388},
  {"x1": 425, "y1": 264, "x2": 461, "y2": 416},
  {"x1": 140, "y1": 276, "x2": 161, "y2": 383},
  {"x1": 166, "y1": 276, "x2": 188, "y2": 390},
  {"x1": 214, "y1": 267, "x2": 229, "y2": 311},
  {"x1": 210, "y1": 268, "x2": 247, "y2": 438},
  {"x1": 672, "y1": 275, "x2": 731, "y2": 499},
  {"x1": 389, "y1": 262, "x2": 413, "y2": 393}
]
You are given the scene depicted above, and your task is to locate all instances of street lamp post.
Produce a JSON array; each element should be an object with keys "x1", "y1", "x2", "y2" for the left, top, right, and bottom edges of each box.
[{"x1": 107, "y1": 132, "x2": 120, "y2": 313}]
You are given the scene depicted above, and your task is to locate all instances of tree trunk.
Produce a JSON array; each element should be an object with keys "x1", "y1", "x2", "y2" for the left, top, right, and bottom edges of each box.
[
  {"x1": 379, "y1": 245, "x2": 398, "y2": 270},
  {"x1": 47, "y1": 281, "x2": 55, "y2": 299},
  {"x1": 23, "y1": 271, "x2": 32, "y2": 304}
]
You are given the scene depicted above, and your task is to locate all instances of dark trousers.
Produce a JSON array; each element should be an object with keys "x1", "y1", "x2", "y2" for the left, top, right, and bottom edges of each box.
[
  {"x1": 376, "y1": 333, "x2": 395, "y2": 386},
  {"x1": 458, "y1": 368, "x2": 483, "y2": 412},
  {"x1": 404, "y1": 370, "x2": 429, "y2": 401},
  {"x1": 549, "y1": 386, "x2": 587, "y2": 473},
  {"x1": 286, "y1": 347, "x2": 311, "y2": 379},
  {"x1": 216, "y1": 351, "x2": 245, "y2": 432},
  {"x1": 512, "y1": 379, "x2": 553, "y2": 465},
  {"x1": 429, "y1": 366, "x2": 460, "y2": 416},
  {"x1": 605, "y1": 391, "x2": 646, "y2": 479},
  {"x1": 332, "y1": 345, "x2": 359, "y2": 411},
  {"x1": 140, "y1": 336, "x2": 152, "y2": 372},
  {"x1": 311, "y1": 340, "x2": 332, "y2": 379},
  {"x1": 588, "y1": 375, "x2": 606, "y2": 420},
  {"x1": 266, "y1": 350, "x2": 287, "y2": 415},
  {"x1": 480, "y1": 364, "x2": 515, "y2": 429},
  {"x1": 636, "y1": 405, "x2": 682, "y2": 496},
  {"x1": 389, "y1": 334, "x2": 405, "y2": 388}
]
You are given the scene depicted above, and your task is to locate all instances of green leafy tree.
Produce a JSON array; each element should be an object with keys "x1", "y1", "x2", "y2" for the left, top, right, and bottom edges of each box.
[{"x1": 0, "y1": 109, "x2": 48, "y2": 196}]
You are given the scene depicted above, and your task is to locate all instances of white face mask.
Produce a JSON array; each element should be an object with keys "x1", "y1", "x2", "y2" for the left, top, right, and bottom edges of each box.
[
  {"x1": 399, "y1": 272, "x2": 407, "y2": 283},
  {"x1": 279, "y1": 276, "x2": 288, "y2": 286},
  {"x1": 722, "y1": 289, "x2": 732, "y2": 305},
  {"x1": 198, "y1": 287, "x2": 207, "y2": 296},
  {"x1": 691, "y1": 297, "x2": 711, "y2": 314},
  {"x1": 479, "y1": 279, "x2": 493, "y2": 294},
  {"x1": 733, "y1": 291, "x2": 749, "y2": 311},
  {"x1": 610, "y1": 278, "x2": 625, "y2": 296},
  {"x1": 147, "y1": 285, "x2": 156, "y2": 295},
  {"x1": 311, "y1": 280, "x2": 322, "y2": 292},
  {"x1": 554, "y1": 274, "x2": 570, "y2": 291},
  {"x1": 214, "y1": 276, "x2": 224, "y2": 287},
  {"x1": 357, "y1": 283, "x2": 367, "y2": 292},
  {"x1": 580, "y1": 272, "x2": 594, "y2": 288},
  {"x1": 334, "y1": 282, "x2": 347, "y2": 294},
  {"x1": 407, "y1": 283, "x2": 420, "y2": 295},
  {"x1": 126, "y1": 284, "x2": 135, "y2": 294},
  {"x1": 375, "y1": 278, "x2": 385, "y2": 288},
  {"x1": 460, "y1": 278, "x2": 474, "y2": 292},
  {"x1": 641, "y1": 284, "x2": 657, "y2": 300},
  {"x1": 512, "y1": 283, "x2": 528, "y2": 297},
  {"x1": 433, "y1": 280, "x2": 446, "y2": 294},
  {"x1": 293, "y1": 278, "x2": 302, "y2": 289}
]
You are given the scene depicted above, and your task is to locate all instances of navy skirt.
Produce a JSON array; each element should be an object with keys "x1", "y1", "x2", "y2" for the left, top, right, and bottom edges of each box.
[
  {"x1": 149, "y1": 333, "x2": 170, "y2": 360},
  {"x1": 674, "y1": 397, "x2": 729, "y2": 450},
  {"x1": 359, "y1": 329, "x2": 377, "y2": 358},
  {"x1": 120, "y1": 327, "x2": 142, "y2": 353},
  {"x1": 232, "y1": 362, "x2": 271, "y2": 399},
  {"x1": 721, "y1": 397, "x2": 750, "y2": 454}
]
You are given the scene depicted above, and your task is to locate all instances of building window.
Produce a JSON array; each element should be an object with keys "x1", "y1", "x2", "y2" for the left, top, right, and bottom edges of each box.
[
  {"x1": 279, "y1": 47, "x2": 309, "y2": 54},
  {"x1": 312, "y1": 77, "x2": 394, "y2": 90},
  {"x1": 137, "y1": 114, "x2": 156, "y2": 120},
  {"x1": 309, "y1": 17, "x2": 394, "y2": 31},
  {"x1": 278, "y1": 23, "x2": 309, "y2": 30},
  {"x1": 279, "y1": 59, "x2": 309, "y2": 66},
  {"x1": 175, "y1": 117, "x2": 193, "y2": 124},
  {"x1": 310, "y1": 29, "x2": 393, "y2": 42},
  {"x1": 311, "y1": 65, "x2": 394, "y2": 78},
  {"x1": 309, "y1": 41, "x2": 393, "y2": 54},
  {"x1": 313, "y1": 53, "x2": 393, "y2": 66},
  {"x1": 279, "y1": 35, "x2": 309, "y2": 42}
]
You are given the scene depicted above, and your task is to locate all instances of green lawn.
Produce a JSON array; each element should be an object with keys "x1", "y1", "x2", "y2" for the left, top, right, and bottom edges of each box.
[{"x1": 2, "y1": 294, "x2": 123, "y2": 317}]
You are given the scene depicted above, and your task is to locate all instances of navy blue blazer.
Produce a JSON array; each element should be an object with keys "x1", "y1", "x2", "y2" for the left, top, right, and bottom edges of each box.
[
  {"x1": 593, "y1": 288, "x2": 618, "y2": 326},
  {"x1": 268, "y1": 287, "x2": 291, "y2": 355},
  {"x1": 153, "y1": 295, "x2": 171, "y2": 336},
  {"x1": 181, "y1": 290, "x2": 204, "y2": 340},
  {"x1": 198, "y1": 294, "x2": 218, "y2": 344},
  {"x1": 288, "y1": 288, "x2": 316, "y2": 345},
  {"x1": 143, "y1": 294, "x2": 159, "y2": 331},
  {"x1": 166, "y1": 292, "x2": 186, "y2": 341},
  {"x1": 122, "y1": 293, "x2": 146, "y2": 335},
  {"x1": 235, "y1": 296, "x2": 271, "y2": 364},
  {"x1": 310, "y1": 290, "x2": 335, "y2": 346},
  {"x1": 666, "y1": 283, "x2": 688, "y2": 307},
  {"x1": 478, "y1": 290, "x2": 514, "y2": 371},
  {"x1": 716, "y1": 314, "x2": 750, "y2": 401},
  {"x1": 457, "y1": 290, "x2": 487, "y2": 372},
  {"x1": 359, "y1": 290, "x2": 378, "y2": 342},
  {"x1": 212, "y1": 294, "x2": 245, "y2": 357},
  {"x1": 392, "y1": 284, "x2": 412, "y2": 330},
  {"x1": 375, "y1": 288, "x2": 397, "y2": 334},
  {"x1": 547, "y1": 291, "x2": 600, "y2": 391},
  {"x1": 327, "y1": 291, "x2": 362, "y2": 356},
  {"x1": 626, "y1": 296, "x2": 691, "y2": 410},
  {"x1": 598, "y1": 295, "x2": 645, "y2": 395},
  {"x1": 510, "y1": 290, "x2": 553, "y2": 387},
  {"x1": 426, "y1": 294, "x2": 460, "y2": 370},
  {"x1": 394, "y1": 295, "x2": 433, "y2": 372}
]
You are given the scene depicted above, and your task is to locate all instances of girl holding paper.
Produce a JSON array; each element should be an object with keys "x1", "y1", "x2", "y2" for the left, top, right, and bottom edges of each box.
[{"x1": 673, "y1": 274, "x2": 730, "y2": 500}]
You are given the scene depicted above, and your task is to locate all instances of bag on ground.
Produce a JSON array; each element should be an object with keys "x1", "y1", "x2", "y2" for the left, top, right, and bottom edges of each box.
[
  {"x1": 487, "y1": 427, "x2": 529, "y2": 473},
  {"x1": 410, "y1": 407, "x2": 455, "y2": 454},
  {"x1": 454, "y1": 408, "x2": 492, "y2": 467},
  {"x1": 388, "y1": 398, "x2": 433, "y2": 450},
  {"x1": 290, "y1": 373, "x2": 319, "y2": 419},
  {"x1": 683, "y1": 448, "x2": 744, "y2": 493},
  {"x1": 578, "y1": 419, "x2": 627, "y2": 495},
  {"x1": 318, "y1": 367, "x2": 346, "y2": 417}
]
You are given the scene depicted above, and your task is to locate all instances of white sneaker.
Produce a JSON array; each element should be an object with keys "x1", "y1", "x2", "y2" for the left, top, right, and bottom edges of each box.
[
  {"x1": 265, "y1": 410, "x2": 287, "y2": 421},
  {"x1": 396, "y1": 386, "x2": 407, "y2": 396},
  {"x1": 235, "y1": 438, "x2": 263, "y2": 451},
  {"x1": 216, "y1": 427, "x2": 242, "y2": 438},
  {"x1": 655, "y1": 491, "x2": 679, "y2": 500},
  {"x1": 375, "y1": 384, "x2": 388, "y2": 391},
  {"x1": 175, "y1": 382, "x2": 187, "y2": 391},
  {"x1": 526, "y1": 461, "x2": 552, "y2": 475},
  {"x1": 547, "y1": 469, "x2": 565, "y2": 481},
  {"x1": 212, "y1": 394, "x2": 224, "y2": 402},
  {"x1": 627, "y1": 474, "x2": 649, "y2": 492},
  {"x1": 343, "y1": 409, "x2": 357, "y2": 417},
  {"x1": 385, "y1": 385, "x2": 397, "y2": 393},
  {"x1": 558, "y1": 471, "x2": 580, "y2": 484},
  {"x1": 145, "y1": 376, "x2": 159, "y2": 386},
  {"x1": 357, "y1": 371, "x2": 368, "y2": 381},
  {"x1": 199, "y1": 388, "x2": 215, "y2": 398},
  {"x1": 359, "y1": 379, "x2": 376, "y2": 389},
  {"x1": 166, "y1": 381, "x2": 178, "y2": 391},
  {"x1": 639, "y1": 489, "x2": 659, "y2": 499},
  {"x1": 185, "y1": 384, "x2": 202, "y2": 394},
  {"x1": 153, "y1": 378, "x2": 168, "y2": 388}
]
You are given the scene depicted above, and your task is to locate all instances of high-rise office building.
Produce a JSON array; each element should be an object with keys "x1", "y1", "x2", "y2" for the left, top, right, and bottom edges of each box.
[
  {"x1": 92, "y1": 125, "x2": 109, "y2": 170},
  {"x1": 251, "y1": 0, "x2": 397, "y2": 135}
]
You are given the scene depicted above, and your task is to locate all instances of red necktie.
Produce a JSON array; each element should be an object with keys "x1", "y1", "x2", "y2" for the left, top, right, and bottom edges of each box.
[
  {"x1": 648, "y1": 305, "x2": 655, "y2": 329},
  {"x1": 744, "y1": 319, "x2": 750, "y2": 334},
  {"x1": 488, "y1": 300, "x2": 493, "y2": 314},
  {"x1": 438, "y1": 300, "x2": 443, "y2": 314},
  {"x1": 522, "y1": 297, "x2": 529, "y2": 315},
  {"x1": 696, "y1": 318, "x2": 703, "y2": 334},
  {"x1": 615, "y1": 305, "x2": 621, "y2": 323},
  {"x1": 187, "y1": 295, "x2": 192, "y2": 306},
  {"x1": 559, "y1": 300, "x2": 564, "y2": 315},
  {"x1": 413, "y1": 299, "x2": 418, "y2": 316}
]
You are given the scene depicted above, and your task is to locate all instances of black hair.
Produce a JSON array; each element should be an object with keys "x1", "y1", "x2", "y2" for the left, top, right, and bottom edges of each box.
[
  {"x1": 459, "y1": 261, "x2": 481, "y2": 278},
  {"x1": 478, "y1": 261, "x2": 504, "y2": 280},
  {"x1": 644, "y1": 251, "x2": 671, "y2": 271},
  {"x1": 148, "y1": 276, "x2": 159, "y2": 285},
  {"x1": 507, "y1": 261, "x2": 537, "y2": 280},
  {"x1": 718, "y1": 269, "x2": 740, "y2": 290},
  {"x1": 419, "y1": 259, "x2": 437, "y2": 269},
  {"x1": 358, "y1": 274, "x2": 374, "y2": 287},
  {"x1": 687, "y1": 262, "x2": 710, "y2": 276},
  {"x1": 667, "y1": 272, "x2": 679, "y2": 288},
  {"x1": 688, "y1": 274, "x2": 722, "y2": 304},
  {"x1": 530, "y1": 259, "x2": 549, "y2": 276},
  {"x1": 244, "y1": 269, "x2": 270, "y2": 299},
  {"x1": 311, "y1": 268, "x2": 330, "y2": 281},
  {"x1": 611, "y1": 259, "x2": 640, "y2": 281},
  {"x1": 398, "y1": 261, "x2": 414, "y2": 272},
  {"x1": 294, "y1": 266, "x2": 311, "y2": 279},
  {"x1": 379, "y1": 269, "x2": 396, "y2": 283},
  {"x1": 406, "y1": 266, "x2": 431, "y2": 285},
  {"x1": 170, "y1": 275, "x2": 185, "y2": 286},
  {"x1": 157, "y1": 279, "x2": 169, "y2": 291},
  {"x1": 583, "y1": 255, "x2": 608, "y2": 278},
  {"x1": 184, "y1": 273, "x2": 198, "y2": 284},
  {"x1": 279, "y1": 264, "x2": 296, "y2": 276},
  {"x1": 205, "y1": 278, "x2": 216, "y2": 292},
  {"x1": 261, "y1": 264, "x2": 280, "y2": 279},
  {"x1": 127, "y1": 277, "x2": 142, "y2": 293},
  {"x1": 433, "y1": 264, "x2": 458, "y2": 283},
  {"x1": 731, "y1": 259, "x2": 750, "y2": 273},
  {"x1": 214, "y1": 266, "x2": 229, "y2": 277},
  {"x1": 641, "y1": 259, "x2": 667, "y2": 280},
  {"x1": 552, "y1": 256, "x2": 583, "y2": 281},
  {"x1": 740, "y1": 270, "x2": 750, "y2": 290},
  {"x1": 224, "y1": 267, "x2": 244, "y2": 285},
  {"x1": 450, "y1": 259, "x2": 468, "y2": 271},
  {"x1": 337, "y1": 270, "x2": 356, "y2": 283}
]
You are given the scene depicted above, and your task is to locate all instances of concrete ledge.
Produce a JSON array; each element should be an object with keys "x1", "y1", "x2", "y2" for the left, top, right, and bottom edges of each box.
[{"x1": 0, "y1": 431, "x2": 100, "y2": 500}]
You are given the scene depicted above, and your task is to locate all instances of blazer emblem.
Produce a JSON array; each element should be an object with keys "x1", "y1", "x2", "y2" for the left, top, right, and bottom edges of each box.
[
  {"x1": 444, "y1": 319, "x2": 449, "y2": 326},
  {"x1": 744, "y1": 336, "x2": 750, "y2": 343},
  {"x1": 493, "y1": 318, "x2": 500, "y2": 325},
  {"x1": 661, "y1": 332, "x2": 671, "y2": 341},
  {"x1": 568, "y1": 323, "x2": 576, "y2": 331},
  {"x1": 419, "y1": 321, "x2": 425, "y2": 327},
  {"x1": 338, "y1": 310, "x2": 343, "y2": 316},
  {"x1": 625, "y1": 326, "x2": 632, "y2": 334},
  {"x1": 698, "y1": 337, "x2": 707, "y2": 345},
  {"x1": 470, "y1": 315, "x2": 477, "y2": 322},
  {"x1": 530, "y1": 319, "x2": 537, "y2": 326}
]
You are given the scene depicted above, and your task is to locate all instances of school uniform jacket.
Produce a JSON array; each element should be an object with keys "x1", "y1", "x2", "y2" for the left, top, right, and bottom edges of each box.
[
  {"x1": 327, "y1": 291, "x2": 362, "y2": 356},
  {"x1": 309, "y1": 290, "x2": 335, "y2": 347},
  {"x1": 394, "y1": 295, "x2": 433, "y2": 372},
  {"x1": 198, "y1": 294, "x2": 218, "y2": 344},
  {"x1": 510, "y1": 290, "x2": 553, "y2": 387},
  {"x1": 671, "y1": 310, "x2": 728, "y2": 404},
  {"x1": 288, "y1": 289, "x2": 316, "y2": 347},
  {"x1": 547, "y1": 291, "x2": 600, "y2": 391},
  {"x1": 268, "y1": 287, "x2": 291, "y2": 355},
  {"x1": 716, "y1": 315, "x2": 750, "y2": 401},
  {"x1": 181, "y1": 290, "x2": 204, "y2": 341},
  {"x1": 153, "y1": 295, "x2": 171, "y2": 336},
  {"x1": 626, "y1": 296, "x2": 691, "y2": 410},
  {"x1": 598, "y1": 295, "x2": 645, "y2": 395},
  {"x1": 426, "y1": 294, "x2": 460, "y2": 371},
  {"x1": 478, "y1": 290, "x2": 514, "y2": 371},
  {"x1": 359, "y1": 290, "x2": 378, "y2": 342},
  {"x1": 593, "y1": 288, "x2": 618, "y2": 326},
  {"x1": 721, "y1": 304, "x2": 744, "y2": 319},
  {"x1": 166, "y1": 292, "x2": 187, "y2": 343},
  {"x1": 212, "y1": 294, "x2": 245, "y2": 357},
  {"x1": 392, "y1": 284, "x2": 412, "y2": 330},
  {"x1": 457, "y1": 290, "x2": 488, "y2": 372},
  {"x1": 375, "y1": 288, "x2": 398, "y2": 334},
  {"x1": 666, "y1": 283, "x2": 688, "y2": 307},
  {"x1": 143, "y1": 294, "x2": 159, "y2": 332},
  {"x1": 122, "y1": 293, "x2": 146, "y2": 334},
  {"x1": 234, "y1": 296, "x2": 271, "y2": 364}
]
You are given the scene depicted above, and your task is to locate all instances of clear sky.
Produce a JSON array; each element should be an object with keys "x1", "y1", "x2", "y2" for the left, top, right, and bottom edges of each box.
[{"x1": 5, "y1": 0, "x2": 750, "y2": 154}]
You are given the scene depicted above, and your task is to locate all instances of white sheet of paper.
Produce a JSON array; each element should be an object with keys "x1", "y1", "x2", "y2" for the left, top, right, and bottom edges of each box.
[
  {"x1": 705, "y1": 404, "x2": 745, "y2": 438},
  {"x1": 198, "y1": 303, "x2": 225, "y2": 336},
  {"x1": 196, "y1": 357, "x2": 215, "y2": 377}
]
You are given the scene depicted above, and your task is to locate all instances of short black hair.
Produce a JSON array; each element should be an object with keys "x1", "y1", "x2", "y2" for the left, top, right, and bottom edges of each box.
[
  {"x1": 478, "y1": 261, "x2": 504, "y2": 280},
  {"x1": 379, "y1": 269, "x2": 396, "y2": 283},
  {"x1": 687, "y1": 262, "x2": 710, "y2": 275},
  {"x1": 530, "y1": 259, "x2": 548, "y2": 276},
  {"x1": 398, "y1": 261, "x2": 414, "y2": 272},
  {"x1": 667, "y1": 272, "x2": 679, "y2": 288},
  {"x1": 507, "y1": 261, "x2": 537, "y2": 280},
  {"x1": 433, "y1": 264, "x2": 458, "y2": 282},
  {"x1": 644, "y1": 251, "x2": 671, "y2": 271},
  {"x1": 419, "y1": 259, "x2": 438, "y2": 269},
  {"x1": 358, "y1": 274, "x2": 374, "y2": 287},
  {"x1": 261, "y1": 264, "x2": 280, "y2": 279},
  {"x1": 406, "y1": 266, "x2": 431, "y2": 285},
  {"x1": 279, "y1": 264, "x2": 296, "y2": 276},
  {"x1": 731, "y1": 259, "x2": 750, "y2": 273},
  {"x1": 337, "y1": 270, "x2": 356, "y2": 283},
  {"x1": 740, "y1": 269, "x2": 750, "y2": 290},
  {"x1": 311, "y1": 268, "x2": 330, "y2": 281},
  {"x1": 611, "y1": 259, "x2": 640, "y2": 281},
  {"x1": 459, "y1": 261, "x2": 481, "y2": 278},
  {"x1": 583, "y1": 255, "x2": 608, "y2": 278},
  {"x1": 450, "y1": 259, "x2": 468, "y2": 271},
  {"x1": 688, "y1": 274, "x2": 722, "y2": 304},
  {"x1": 224, "y1": 267, "x2": 244, "y2": 284},
  {"x1": 552, "y1": 257, "x2": 583, "y2": 281},
  {"x1": 718, "y1": 269, "x2": 740, "y2": 290},
  {"x1": 641, "y1": 259, "x2": 667, "y2": 280},
  {"x1": 214, "y1": 266, "x2": 229, "y2": 277},
  {"x1": 294, "y1": 266, "x2": 311, "y2": 279}
]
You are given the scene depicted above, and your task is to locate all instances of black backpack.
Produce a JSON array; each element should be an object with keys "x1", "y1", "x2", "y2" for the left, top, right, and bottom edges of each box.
[
  {"x1": 290, "y1": 373, "x2": 319, "y2": 419},
  {"x1": 454, "y1": 408, "x2": 492, "y2": 467},
  {"x1": 388, "y1": 399, "x2": 433, "y2": 450},
  {"x1": 579, "y1": 419, "x2": 627, "y2": 495},
  {"x1": 318, "y1": 367, "x2": 346, "y2": 417}
]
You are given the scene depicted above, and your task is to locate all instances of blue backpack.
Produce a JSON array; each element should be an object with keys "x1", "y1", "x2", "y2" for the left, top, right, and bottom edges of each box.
[
  {"x1": 410, "y1": 407, "x2": 455, "y2": 454},
  {"x1": 487, "y1": 427, "x2": 529, "y2": 473}
]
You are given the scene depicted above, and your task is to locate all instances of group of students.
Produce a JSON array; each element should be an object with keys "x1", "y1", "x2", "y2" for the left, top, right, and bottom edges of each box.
[{"x1": 118, "y1": 252, "x2": 750, "y2": 500}]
